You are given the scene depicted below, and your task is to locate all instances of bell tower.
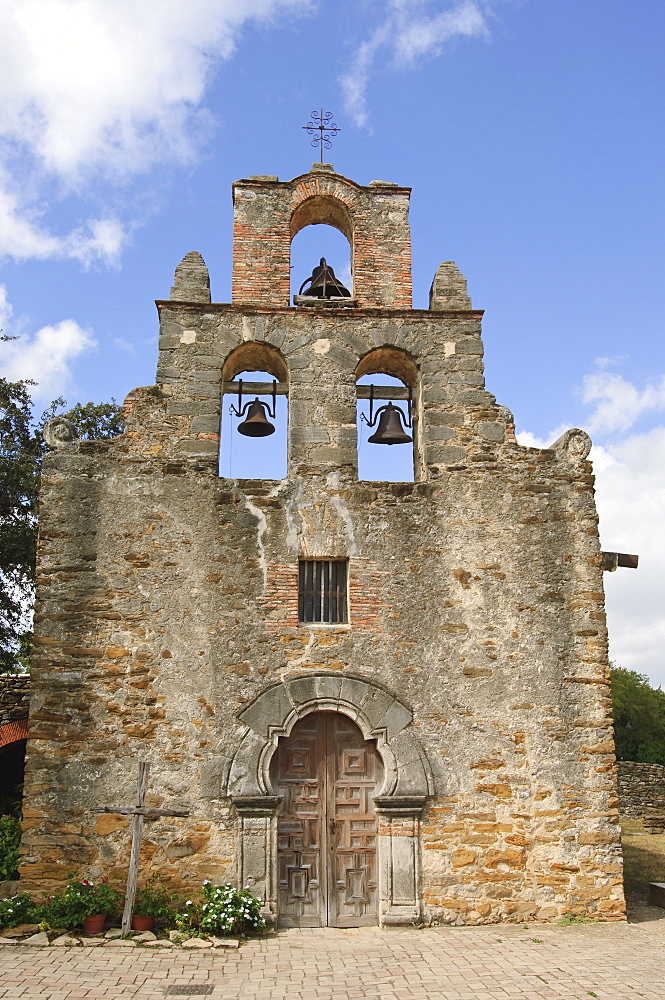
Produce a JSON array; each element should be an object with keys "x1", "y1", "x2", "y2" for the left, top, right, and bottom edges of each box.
[
  {"x1": 231, "y1": 163, "x2": 412, "y2": 309},
  {"x1": 22, "y1": 162, "x2": 625, "y2": 931}
]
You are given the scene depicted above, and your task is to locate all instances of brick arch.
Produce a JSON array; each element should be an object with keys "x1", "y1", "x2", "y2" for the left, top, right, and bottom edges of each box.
[
  {"x1": 0, "y1": 718, "x2": 28, "y2": 748},
  {"x1": 290, "y1": 194, "x2": 354, "y2": 242}
]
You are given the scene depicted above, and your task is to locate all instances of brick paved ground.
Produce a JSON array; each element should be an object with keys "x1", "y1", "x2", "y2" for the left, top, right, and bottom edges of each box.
[{"x1": 1, "y1": 920, "x2": 665, "y2": 1000}]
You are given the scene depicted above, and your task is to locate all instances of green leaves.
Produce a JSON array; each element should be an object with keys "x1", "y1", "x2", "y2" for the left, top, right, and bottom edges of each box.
[
  {"x1": 610, "y1": 666, "x2": 665, "y2": 764},
  {"x1": 42, "y1": 877, "x2": 122, "y2": 929},
  {"x1": 0, "y1": 374, "x2": 41, "y2": 672},
  {"x1": 0, "y1": 816, "x2": 21, "y2": 881},
  {"x1": 175, "y1": 882, "x2": 266, "y2": 937},
  {"x1": 0, "y1": 366, "x2": 124, "y2": 671}
]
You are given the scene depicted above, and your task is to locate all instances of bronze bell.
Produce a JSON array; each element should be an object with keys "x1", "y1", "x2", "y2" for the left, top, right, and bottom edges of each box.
[
  {"x1": 237, "y1": 398, "x2": 276, "y2": 437},
  {"x1": 299, "y1": 257, "x2": 351, "y2": 299},
  {"x1": 367, "y1": 403, "x2": 413, "y2": 445}
]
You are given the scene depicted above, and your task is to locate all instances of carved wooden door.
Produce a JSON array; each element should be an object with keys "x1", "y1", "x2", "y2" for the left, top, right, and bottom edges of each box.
[{"x1": 274, "y1": 712, "x2": 381, "y2": 927}]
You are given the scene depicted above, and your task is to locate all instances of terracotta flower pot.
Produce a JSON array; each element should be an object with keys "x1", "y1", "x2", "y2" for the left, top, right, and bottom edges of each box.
[
  {"x1": 131, "y1": 915, "x2": 154, "y2": 932},
  {"x1": 83, "y1": 914, "x2": 106, "y2": 934}
]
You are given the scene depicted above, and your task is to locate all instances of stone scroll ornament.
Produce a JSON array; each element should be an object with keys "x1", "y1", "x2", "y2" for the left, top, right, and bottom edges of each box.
[
  {"x1": 42, "y1": 417, "x2": 78, "y2": 449},
  {"x1": 549, "y1": 428, "x2": 592, "y2": 462}
]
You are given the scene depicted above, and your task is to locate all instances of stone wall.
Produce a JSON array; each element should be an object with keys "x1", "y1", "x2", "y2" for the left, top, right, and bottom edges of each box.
[
  {"x1": 617, "y1": 761, "x2": 665, "y2": 833},
  {"x1": 0, "y1": 675, "x2": 30, "y2": 727},
  {"x1": 19, "y1": 165, "x2": 625, "y2": 926}
]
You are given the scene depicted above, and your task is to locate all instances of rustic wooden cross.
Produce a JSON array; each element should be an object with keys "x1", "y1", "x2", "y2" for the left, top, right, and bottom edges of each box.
[{"x1": 91, "y1": 762, "x2": 189, "y2": 935}]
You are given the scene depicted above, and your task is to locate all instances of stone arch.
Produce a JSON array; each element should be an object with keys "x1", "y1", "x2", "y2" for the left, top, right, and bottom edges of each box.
[
  {"x1": 355, "y1": 347, "x2": 422, "y2": 482},
  {"x1": 227, "y1": 671, "x2": 432, "y2": 800},
  {"x1": 222, "y1": 342, "x2": 289, "y2": 385},
  {"x1": 220, "y1": 342, "x2": 289, "y2": 479},
  {"x1": 228, "y1": 672, "x2": 432, "y2": 927},
  {"x1": 355, "y1": 347, "x2": 418, "y2": 388}
]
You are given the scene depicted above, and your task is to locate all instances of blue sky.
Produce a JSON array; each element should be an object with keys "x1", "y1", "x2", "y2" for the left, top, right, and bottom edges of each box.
[{"x1": 1, "y1": 0, "x2": 664, "y2": 684}]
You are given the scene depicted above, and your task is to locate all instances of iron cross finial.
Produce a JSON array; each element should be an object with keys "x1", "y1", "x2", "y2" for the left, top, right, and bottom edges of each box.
[{"x1": 302, "y1": 109, "x2": 340, "y2": 162}]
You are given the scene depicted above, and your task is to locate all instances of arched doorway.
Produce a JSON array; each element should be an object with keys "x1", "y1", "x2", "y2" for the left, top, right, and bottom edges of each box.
[{"x1": 271, "y1": 712, "x2": 383, "y2": 927}]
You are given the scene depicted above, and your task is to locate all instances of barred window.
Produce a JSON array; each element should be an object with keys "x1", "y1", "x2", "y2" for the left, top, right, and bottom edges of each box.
[{"x1": 298, "y1": 560, "x2": 348, "y2": 624}]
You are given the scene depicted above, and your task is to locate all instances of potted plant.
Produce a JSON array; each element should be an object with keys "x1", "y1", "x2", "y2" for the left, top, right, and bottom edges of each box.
[
  {"x1": 43, "y1": 877, "x2": 121, "y2": 933},
  {"x1": 132, "y1": 874, "x2": 173, "y2": 931}
]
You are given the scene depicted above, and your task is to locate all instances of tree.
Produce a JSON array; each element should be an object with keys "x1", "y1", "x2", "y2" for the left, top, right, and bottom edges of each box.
[
  {"x1": 610, "y1": 665, "x2": 665, "y2": 764},
  {"x1": 0, "y1": 373, "x2": 42, "y2": 671},
  {"x1": 48, "y1": 399, "x2": 124, "y2": 441},
  {"x1": 0, "y1": 374, "x2": 123, "y2": 672}
]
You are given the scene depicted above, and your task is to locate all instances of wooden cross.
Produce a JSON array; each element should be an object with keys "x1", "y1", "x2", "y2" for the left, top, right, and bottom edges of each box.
[{"x1": 91, "y1": 762, "x2": 189, "y2": 935}]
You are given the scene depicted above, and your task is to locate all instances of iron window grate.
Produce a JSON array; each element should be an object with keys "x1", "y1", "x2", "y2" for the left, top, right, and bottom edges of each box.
[{"x1": 298, "y1": 560, "x2": 348, "y2": 624}]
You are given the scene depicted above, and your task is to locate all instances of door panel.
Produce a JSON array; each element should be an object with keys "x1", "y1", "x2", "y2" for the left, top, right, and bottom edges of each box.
[
  {"x1": 273, "y1": 712, "x2": 382, "y2": 927},
  {"x1": 328, "y1": 714, "x2": 380, "y2": 926},
  {"x1": 274, "y1": 714, "x2": 323, "y2": 927}
]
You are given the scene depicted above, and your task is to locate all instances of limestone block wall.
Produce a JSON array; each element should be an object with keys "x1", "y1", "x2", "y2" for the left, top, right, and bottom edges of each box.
[
  {"x1": 19, "y1": 164, "x2": 624, "y2": 923},
  {"x1": 617, "y1": 761, "x2": 665, "y2": 832},
  {"x1": 19, "y1": 291, "x2": 624, "y2": 923},
  {"x1": 0, "y1": 675, "x2": 30, "y2": 727}
]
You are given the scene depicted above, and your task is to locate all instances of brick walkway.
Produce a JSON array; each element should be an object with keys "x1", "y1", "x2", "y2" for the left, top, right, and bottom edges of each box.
[{"x1": 1, "y1": 921, "x2": 665, "y2": 1000}]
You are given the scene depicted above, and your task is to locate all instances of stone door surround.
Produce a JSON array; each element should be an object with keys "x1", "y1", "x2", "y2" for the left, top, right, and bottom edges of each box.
[{"x1": 227, "y1": 671, "x2": 433, "y2": 926}]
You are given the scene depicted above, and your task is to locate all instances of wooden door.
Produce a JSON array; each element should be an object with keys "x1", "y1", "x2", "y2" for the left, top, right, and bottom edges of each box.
[{"x1": 273, "y1": 712, "x2": 382, "y2": 927}]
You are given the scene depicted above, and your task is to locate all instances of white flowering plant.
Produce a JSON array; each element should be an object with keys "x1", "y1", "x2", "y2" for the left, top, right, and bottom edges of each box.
[
  {"x1": 0, "y1": 891, "x2": 39, "y2": 928},
  {"x1": 174, "y1": 882, "x2": 266, "y2": 937}
]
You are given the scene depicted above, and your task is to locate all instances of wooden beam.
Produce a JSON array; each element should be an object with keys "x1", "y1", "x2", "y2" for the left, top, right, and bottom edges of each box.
[
  {"x1": 121, "y1": 762, "x2": 148, "y2": 936},
  {"x1": 355, "y1": 386, "x2": 411, "y2": 400},
  {"x1": 223, "y1": 381, "x2": 287, "y2": 396},
  {"x1": 601, "y1": 551, "x2": 639, "y2": 571},
  {"x1": 223, "y1": 381, "x2": 411, "y2": 401}
]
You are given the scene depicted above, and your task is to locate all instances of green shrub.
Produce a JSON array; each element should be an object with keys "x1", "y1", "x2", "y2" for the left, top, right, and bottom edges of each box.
[
  {"x1": 175, "y1": 882, "x2": 265, "y2": 937},
  {"x1": 0, "y1": 891, "x2": 39, "y2": 927},
  {"x1": 0, "y1": 816, "x2": 21, "y2": 881},
  {"x1": 42, "y1": 877, "x2": 121, "y2": 930},
  {"x1": 134, "y1": 874, "x2": 174, "y2": 922}
]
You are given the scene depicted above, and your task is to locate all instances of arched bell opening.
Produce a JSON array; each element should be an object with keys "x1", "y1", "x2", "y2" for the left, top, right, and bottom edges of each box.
[
  {"x1": 290, "y1": 196, "x2": 353, "y2": 304},
  {"x1": 355, "y1": 348, "x2": 420, "y2": 483},
  {"x1": 220, "y1": 343, "x2": 289, "y2": 480},
  {"x1": 269, "y1": 711, "x2": 382, "y2": 927}
]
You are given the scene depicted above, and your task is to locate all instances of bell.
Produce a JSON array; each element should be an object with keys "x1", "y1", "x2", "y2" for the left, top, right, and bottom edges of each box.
[
  {"x1": 237, "y1": 398, "x2": 276, "y2": 437},
  {"x1": 367, "y1": 403, "x2": 413, "y2": 445},
  {"x1": 299, "y1": 257, "x2": 351, "y2": 299}
]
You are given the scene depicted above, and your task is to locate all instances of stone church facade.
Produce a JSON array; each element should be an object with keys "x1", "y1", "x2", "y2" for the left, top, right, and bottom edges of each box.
[{"x1": 20, "y1": 163, "x2": 625, "y2": 925}]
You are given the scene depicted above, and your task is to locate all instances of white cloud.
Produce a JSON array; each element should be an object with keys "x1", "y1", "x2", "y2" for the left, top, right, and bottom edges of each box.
[
  {"x1": 593, "y1": 429, "x2": 665, "y2": 689},
  {"x1": 340, "y1": 0, "x2": 490, "y2": 127},
  {"x1": 0, "y1": 285, "x2": 96, "y2": 399},
  {"x1": 0, "y1": 0, "x2": 308, "y2": 262},
  {"x1": 581, "y1": 368, "x2": 665, "y2": 435},
  {"x1": 515, "y1": 424, "x2": 569, "y2": 451},
  {"x1": 0, "y1": 178, "x2": 125, "y2": 265},
  {"x1": 113, "y1": 337, "x2": 137, "y2": 356}
]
